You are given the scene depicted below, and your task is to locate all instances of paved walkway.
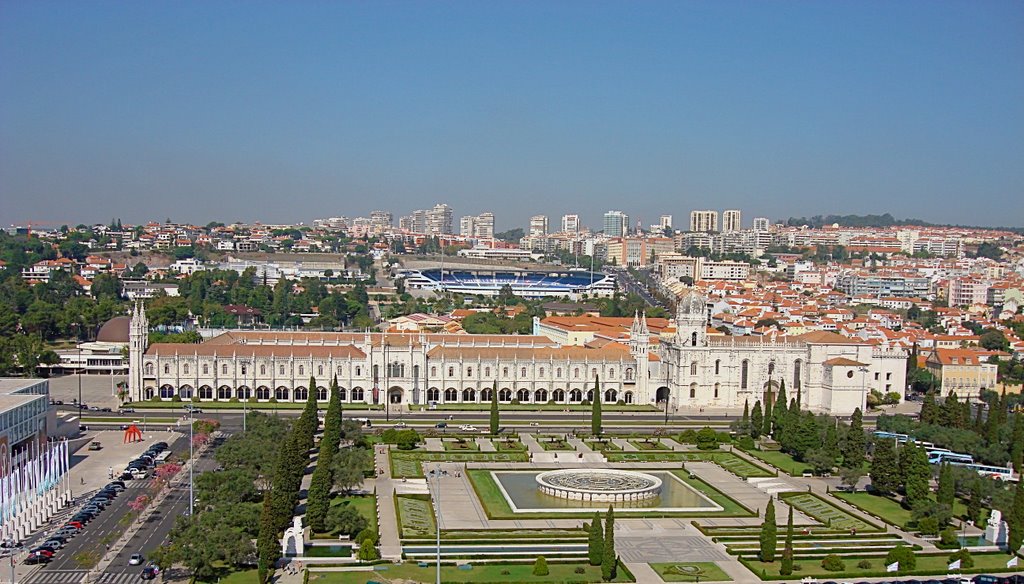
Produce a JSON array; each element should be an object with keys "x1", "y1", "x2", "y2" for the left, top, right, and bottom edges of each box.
[
  {"x1": 612, "y1": 437, "x2": 638, "y2": 451},
  {"x1": 373, "y1": 446, "x2": 403, "y2": 560},
  {"x1": 476, "y1": 437, "x2": 496, "y2": 452}
]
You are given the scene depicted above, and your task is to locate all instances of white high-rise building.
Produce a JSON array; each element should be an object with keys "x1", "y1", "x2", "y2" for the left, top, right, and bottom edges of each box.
[
  {"x1": 427, "y1": 204, "x2": 453, "y2": 235},
  {"x1": 475, "y1": 212, "x2": 494, "y2": 238},
  {"x1": 722, "y1": 210, "x2": 742, "y2": 232},
  {"x1": 411, "y1": 210, "x2": 429, "y2": 234},
  {"x1": 689, "y1": 210, "x2": 719, "y2": 233},
  {"x1": 603, "y1": 211, "x2": 629, "y2": 237},
  {"x1": 562, "y1": 214, "x2": 580, "y2": 234},
  {"x1": 370, "y1": 210, "x2": 393, "y2": 233},
  {"x1": 529, "y1": 215, "x2": 549, "y2": 237},
  {"x1": 460, "y1": 216, "x2": 477, "y2": 237},
  {"x1": 659, "y1": 215, "x2": 673, "y2": 230},
  {"x1": 752, "y1": 217, "x2": 771, "y2": 231}
]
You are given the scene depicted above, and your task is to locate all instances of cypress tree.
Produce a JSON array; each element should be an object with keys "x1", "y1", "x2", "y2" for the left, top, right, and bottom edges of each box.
[
  {"x1": 843, "y1": 408, "x2": 866, "y2": 470},
  {"x1": 772, "y1": 385, "x2": 788, "y2": 440},
  {"x1": 921, "y1": 391, "x2": 938, "y2": 425},
  {"x1": 823, "y1": 421, "x2": 840, "y2": 462},
  {"x1": 941, "y1": 391, "x2": 961, "y2": 429},
  {"x1": 742, "y1": 398, "x2": 750, "y2": 429},
  {"x1": 780, "y1": 505, "x2": 794, "y2": 576},
  {"x1": 1007, "y1": 478, "x2": 1024, "y2": 554},
  {"x1": 489, "y1": 379, "x2": 499, "y2": 436},
  {"x1": 751, "y1": 400, "x2": 763, "y2": 440},
  {"x1": 588, "y1": 512, "x2": 603, "y2": 566},
  {"x1": 592, "y1": 375, "x2": 603, "y2": 436},
  {"x1": 1010, "y1": 413, "x2": 1024, "y2": 473},
  {"x1": 257, "y1": 491, "x2": 279, "y2": 584},
  {"x1": 937, "y1": 463, "x2": 955, "y2": 508},
  {"x1": 763, "y1": 393, "x2": 773, "y2": 437},
  {"x1": 760, "y1": 497, "x2": 777, "y2": 562},
  {"x1": 966, "y1": 478, "x2": 983, "y2": 525},
  {"x1": 870, "y1": 438, "x2": 899, "y2": 495},
  {"x1": 903, "y1": 441, "x2": 932, "y2": 509},
  {"x1": 602, "y1": 505, "x2": 616, "y2": 581}
]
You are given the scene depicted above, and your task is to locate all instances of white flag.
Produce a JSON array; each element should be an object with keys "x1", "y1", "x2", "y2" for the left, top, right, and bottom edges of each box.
[
  {"x1": 949, "y1": 559, "x2": 961, "y2": 570},
  {"x1": 1008, "y1": 556, "x2": 1019, "y2": 568},
  {"x1": 886, "y1": 562, "x2": 899, "y2": 573}
]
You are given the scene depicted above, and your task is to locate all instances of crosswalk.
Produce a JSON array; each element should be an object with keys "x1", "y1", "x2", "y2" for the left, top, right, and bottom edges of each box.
[{"x1": 24, "y1": 568, "x2": 144, "y2": 584}]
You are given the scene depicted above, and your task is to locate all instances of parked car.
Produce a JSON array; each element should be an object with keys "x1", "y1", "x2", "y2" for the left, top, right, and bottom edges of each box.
[
  {"x1": 88, "y1": 442, "x2": 102, "y2": 451},
  {"x1": 28, "y1": 547, "x2": 54, "y2": 557},
  {"x1": 23, "y1": 553, "x2": 50, "y2": 564},
  {"x1": 63, "y1": 521, "x2": 83, "y2": 529},
  {"x1": 118, "y1": 407, "x2": 135, "y2": 413},
  {"x1": 105, "y1": 483, "x2": 125, "y2": 492},
  {"x1": 183, "y1": 405, "x2": 202, "y2": 413},
  {"x1": 434, "y1": 422, "x2": 447, "y2": 428},
  {"x1": 42, "y1": 539, "x2": 64, "y2": 549},
  {"x1": 459, "y1": 425, "x2": 477, "y2": 431},
  {"x1": 140, "y1": 564, "x2": 160, "y2": 579}
]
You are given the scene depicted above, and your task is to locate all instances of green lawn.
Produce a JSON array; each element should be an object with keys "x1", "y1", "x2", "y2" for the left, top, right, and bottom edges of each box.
[
  {"x1": 833, "y1": 491, "x2": 978, "y2": 530},
  {"x1": 651, "y1": 562, "x2": 732, "y2": 582},
  {"x1": 740, "y1": 448, "x2": 811, "y2": 476},
  {"x1": 628, "y1": 439, "x2": 669, "y2": 450},
  {"x1": 442, "y1": 439, "x2": 479, "y2": 452},
  {"x1": 743, "y1": 552, "x2": 1021, "y2": 579},
  {"x1": 197, "y1": 569, "x2": 260, "y2": 583},
  {"x1": 586, "y1": 439, "x2": 621, "y2": 451},
  {"x1": 307, "y1": 561, "x2": 634, "y2": 583},
  {"x1": 536, "y1": 437, "x2": 573, "y2": 451},
  {"x1": 395, "y1": 494, "x2": 435, "y2": 537},
  {"x1": 780, "y1": 492, "x2": 880, "y2": 532},
  {"x1": 311, "y1": 494, "x2": 377, "y2": 538},
  {"x1": 390, "y1": 451, "x2": 529, "y2": 478},
  {"x1": 494, "y1": 439, "x2": 526, "y2": 452},
  {"x1": 603, "y1": 451, "x2": 774, "y2": 478}
]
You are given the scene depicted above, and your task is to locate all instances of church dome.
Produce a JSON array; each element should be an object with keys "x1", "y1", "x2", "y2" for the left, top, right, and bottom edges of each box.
[
  {"x1": 96, "y1": 316, "x2": 131, "y2": 343},
  {"x1": 677, "y1": 290, "x2": 706, "y2": 316}
]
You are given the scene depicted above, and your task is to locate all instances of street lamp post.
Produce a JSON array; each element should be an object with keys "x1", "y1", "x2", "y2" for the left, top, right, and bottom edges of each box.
[
  {"x1": 77, "y1": 344, "x2": 83, "y2": 410},
  {"x1": 428, "y1": 465, "x2": 441, "y2": 584},
  {"x1": 189, "y1": 406, "x2": 194, "y2": 516}
]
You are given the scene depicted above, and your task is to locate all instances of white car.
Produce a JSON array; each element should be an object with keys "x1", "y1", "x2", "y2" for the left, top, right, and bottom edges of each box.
[
  {"x1": 129, "y1": 553, "x2": 144, "y2": 565},
  {"x1": 393, "y1": 422, "x2": 408, "y2": 428},
  {"x1": 459, "y1": 425, "x2": 477, "y2": 432}
]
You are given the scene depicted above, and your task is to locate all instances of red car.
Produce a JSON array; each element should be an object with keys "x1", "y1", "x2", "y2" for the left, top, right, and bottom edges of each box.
[
  {"x1": 64, "y1": 521, "x2": 83, "y2": 529},
  {"x1": 28, "y1": 549, "x2": 54, "y2": 558}
]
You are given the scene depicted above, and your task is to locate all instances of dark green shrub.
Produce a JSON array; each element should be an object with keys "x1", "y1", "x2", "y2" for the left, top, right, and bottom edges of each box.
[{"x1": 821, "y1": 554, "x2": 845, "y2": 571}]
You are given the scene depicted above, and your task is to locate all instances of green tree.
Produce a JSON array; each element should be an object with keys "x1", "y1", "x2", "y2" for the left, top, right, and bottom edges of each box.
[
  {"x1": 602, "y1": 505, "x2": 616, "y2": 581},
  {"x1": 1008, "y1": 478, "x2": 1024, "y2": 554},
  {"x1": 870, "y1": 438, "x2": 900, "y2": 495},
  {"x1": 843, "y1": 408, "x2": 866, "y2": 469},
  {"x1": 760, "y1": 497, "x2": 777, "y2": 562},
  {"x1": 489, "y1": 380, "x2": 499, "y2": 436},
  {"x1": 325, "y1": 504, "x2": 368, "y2": 537},
  {"x1": 780, "y1": 505, "x2": 794, "y2": 575},
  {"x1": 966, "y1": 478, "x2": 983, "y2": 525},
  {"x1": 885, "y1": 545, "x2": 917, "y2": 573},
  {"x1": 902, "y1": 441, "x2": 932, "y2": 509},
  {"x1": 750, "y1": 400, "x2": 763, "y2": 439},
  {"x1": 533, "y1": 556, "x2": 549, "y2": 576},
  {"x1": 257, "y1": 491, "x2": 278, "y2": 584},
  {"x1": 357, "y1": 533, "x2": 380, "y2": 562},
  {"x1": 921, "y1": 391, "x2": 939, "y2": 424},
  {"x1": 772, "y1": 385, "x2": 788, "y2": 440},
  {"x1": 1011, "y1": 413, "x2": 1024, "y2": 473},
  {"x1": 592, "y1": 375, "x2": 603, "y2": 436},
  {"x1": 588, "y1": 512, "x2": 603, "y2": 566},
  {"x1": 762, "y1": 394, "x2": 773, "y2": 437},
  {"x1": 936, "y1": 463, "x2": 955, "y2": 508}
]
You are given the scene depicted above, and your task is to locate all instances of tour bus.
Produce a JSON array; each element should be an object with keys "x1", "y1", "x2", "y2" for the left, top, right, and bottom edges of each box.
[
  {"x1": 153, "y1": 451, "x2": 172, "y2": 466},
  {"x1": 928, "y1": 451, "x2": 975, "y2": 465},
  {"x1": 960, "y1": 463, "x2": 1016, "y2": 481}
]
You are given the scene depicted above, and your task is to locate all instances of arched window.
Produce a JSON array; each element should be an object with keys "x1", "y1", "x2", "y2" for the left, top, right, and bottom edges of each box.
[
  {"x1": 714, "y1": 383, "x2": 720, "y2": 398},
  {"x1": 372, "y1": 365, "x2": 379, "y2": 382},
  {"x1": 276, "y1": 387, "x2": 289, "y2": 400},
  {"x1": 502, "y1": 367, "x2": 509, "y2": 377},
  {"x1": 241, "y1": 364, "x2": 247, "y2": 376},
  {"x1": 516, "y1": 388, "x2": 529, "y2": 402},
  {"x1": 355, "y1": 366, "x2": 362, "y2": 376},
  {"x1": 431, "y1": 366, "x2": 437, "y2": 376},
  {"x1": 484, "y1": 367, "x2": 491, "y2": 377},
  {"x1": 520, "y1": 367, "x2": 527, "y2": 378},
  {"x1": 480, "y1": 388, "x2": 492, "y2": 401},
  {"x1": 279, "y1": 365, "x2": 285, "y2": 375},
  {"x1": 203, "y1": 364, "x2": 209, "y2": 375},
  {"x1": 689, "y1": 383, "x2": 697, "y2": 399},
  {"x1": 183, "y1": 364, "x2": 190, "y2": 375},
  {"x1": 427, "y1": 388, "x2": 440, "y2": 402},
  {"x1": 768, "y1": 361, "x2": 776, "y2": 376},
  {"x1": 690, "y1": 361, "x2": 698, "y2": 375},
  {"x1": 337, "y1": 387, "x2": 347, "y2": 401},
  {"x1": 625, "y1": 368, "x2": 634, "y2": 381},
  {"x1": 714, "y1": 360, "x2": 720, "y2": 375},
  {"x1": 556, "y1": 368, "x2": 562, "y2": 378},
  {"x1": 445, "y1": 388, "x2": 458, "y2": 401},
  {"x1": 467, "y1": 367, "x2": 473, "y2": 377},
  {"x1": 462, "y1": 388, "x2": 476, "y2": 402},
  {"x1": 199, "y1": 386, "x2": 213, "y2": 399},
  {"x1": 605, "y1": 389, "x2": 616, "y2": 403},
  {"x1": 256, "y1": 386, "x2": 270, "y2": 400},
  {"x1": 318, "y1": 365, "x2": 323, "y2": 376},
  {"x1": 179, "y1": 385, "x2": 193, "y2": 399},
  {"x1": 298, "y1": 365, "x2": 304, "y2": 376},
  {"x1": 574, "y1": 368, "x2": 580, "y2": 379},
  {"x1": 338, "y1": 366, "x2": 343, "y2": 376},
  {"x1": 388, "y1": 362, "x2": 404, "y2": 378},
  {"x1": 691, "y1": 332, "x2": 698, "y2": 347},
  {"x1": 608, "y1": 368, "x2": 614, "y2": 379},
  {"x1": 794, "y1": 359, "x2": 802, "y2": 390},
  {"x1": 222, "y1": 364, "x2": 228, "y2": 375},
  {"x1": 553, "y1": 389, "x2": 565, "y2": 402},
  {"x1": 534, "y1": 389, "x2": 548, "y2": 402},
  {"x1": 569, "y1": 389, "x2": 582, "y2": 402},
  {"x1": 164, "y1": 364, "x2": 170, "y2": 375},
  {"x1": 218, "y1": 386, "x2": 231, "y2": 400},
  {"x1": 351, "y1": 387, "x2": 364, "y2": 401},
  {"x1": 317, "y1": 387, "x2": 328, "y2": 400},
  {"x1": 448, "y1": 367, "x2": 455, "y2": 377},
  {"x1": 624, "y1": 391, "x2": 633, "y2": 404},
  {"x1": 591, "y1": 368, "x2": 598, "y2": 379},
  {"x1": 294, "y1": 387, "x2": 308, "y2": 401},
  {"x1": 260, "y1": 364, "x2": 266, "y2": 375},
  {"x1": 498, "y1": 389, "x2": 512, "y2": 401},
  {"x1": 741, "y1": 360, "x2": 749, "y2": 389},
  {"x1": 539, "y1": 367, "x2": 545, "y2": 377}
]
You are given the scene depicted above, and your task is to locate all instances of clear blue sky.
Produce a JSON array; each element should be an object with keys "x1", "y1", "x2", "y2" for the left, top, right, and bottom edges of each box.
[{"x1": 1, "y1": 1, "x2": 1022, "y2": 231}]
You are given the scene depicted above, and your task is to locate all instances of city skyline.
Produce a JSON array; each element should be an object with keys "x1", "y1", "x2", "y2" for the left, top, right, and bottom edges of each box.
[{"x1": 2, "y1": 2, "x2": 1022, "y2": 229}]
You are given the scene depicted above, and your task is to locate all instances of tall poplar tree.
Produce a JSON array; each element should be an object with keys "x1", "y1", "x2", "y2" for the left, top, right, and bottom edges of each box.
[
  {"x1": 257, "y1": 491, "x2": 278, "y2": 584},
  {"x1": 602, "y1": 505, "x2": 617, "y2": 581},
  {"x1": 592, "y1": 375, "x2": 603, "y2": 436},
  {"x1": 1007, "y1": 478, "x2": 1024, "y2": 554},
  {"x1": 762, "y1": 394, "x2": 773, "y2": 437},
  {"x1": 902, "y1": 441, "x2": 931, "y2": 509},
  {"x1": 751, "y1": 400, "x2": 763, "y2": 439},
  {"x1": 869, "y1": 438, "x2": 899, "y2": 495},
  {"x1": 760, "y1": 497, "x2": 777, "y2": 562},
  {"x1": 1010, "y1": 413, "x2": 1024, "y2": 473},
  {"x1": 937, "y1": 463, "x2": 955, "y2": 508},
  {"x1": 588, "y1": 511, "x2": 603, "y2": 566},
  {"x1": 772, "y1": 385, "x2": 788, "y2": 440},
  {"x1": 780, "y1": 505, "x2": 794, "y2": 576}
]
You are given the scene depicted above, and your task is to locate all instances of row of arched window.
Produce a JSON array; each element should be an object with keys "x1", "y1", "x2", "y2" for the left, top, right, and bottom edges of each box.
[
  {"x1": 150, "y1": 384, "x2": 367, "y2": 402},
  {"x1": 423, "y1": 387, "x2": 634, "y2": 404},
  {"x1": 738, "y1": 359, "x2": 802, "y2": 390},
  {"x1": 429, "y1": 365, "x2": 634, "y2": 381},
  {"x1": 147, "y1": 362, "x2": 365, "y2": 378}
]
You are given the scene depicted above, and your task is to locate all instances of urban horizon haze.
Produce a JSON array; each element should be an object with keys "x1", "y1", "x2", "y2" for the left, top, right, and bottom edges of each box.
[{"x1": 1, "y1": 2, "x2": 1022, "y2": 230}]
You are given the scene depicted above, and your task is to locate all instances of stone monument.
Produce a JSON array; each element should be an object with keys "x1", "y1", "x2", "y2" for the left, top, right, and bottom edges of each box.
[
  {"x1": 984, "y1": 509, "x2": 1008, "y2": 545},
  {"x1": 281, "y1": 516, "x2": 305, "y2": 556}
]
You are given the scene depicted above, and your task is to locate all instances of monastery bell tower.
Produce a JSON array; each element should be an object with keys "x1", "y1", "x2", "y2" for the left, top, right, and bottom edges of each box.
[{"x1": 128, "y1": 301, "x2": 149, "y2": 401}]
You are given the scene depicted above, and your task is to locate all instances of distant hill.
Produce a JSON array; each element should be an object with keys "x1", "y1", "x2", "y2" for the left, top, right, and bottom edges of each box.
[
  {"x1": 495, "y1": 227, "x2": 524, "y2": 242},
  {"x1": 782, "y1": 213, "x2": 1023, "y2": 234}
]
